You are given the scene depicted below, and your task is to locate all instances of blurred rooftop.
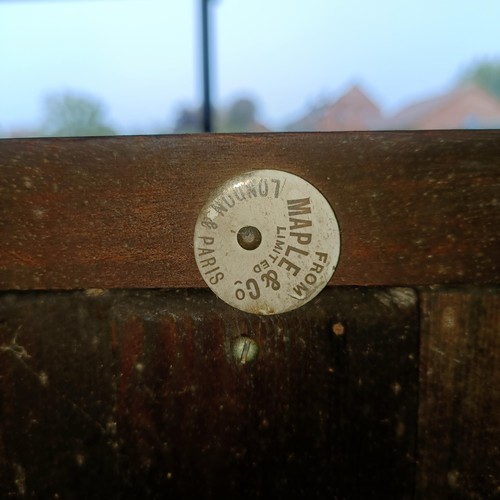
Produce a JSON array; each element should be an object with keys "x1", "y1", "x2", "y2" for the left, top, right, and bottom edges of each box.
[{"x1": 288, "y1": 84, "x2": 500, "y2": 132}]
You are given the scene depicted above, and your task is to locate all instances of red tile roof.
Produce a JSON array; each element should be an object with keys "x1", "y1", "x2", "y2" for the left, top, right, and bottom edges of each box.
[
  {"x1": 288, "y1": 84, "x2": 500, "y2": 131},
  {"x1": 287, "y1": 85, "x2": 381, "y2": 131},
  {"x1": 378, "y1": 84, "x2": 500, "y2": 129}
]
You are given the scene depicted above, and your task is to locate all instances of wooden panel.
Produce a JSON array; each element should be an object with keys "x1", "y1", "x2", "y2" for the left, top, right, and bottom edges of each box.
[
  {"x1": 0, "y1": 287, "x2": 418, "y2": 499},
  {"x1": 1, "y1": 131, "x2": 499, "y2": 290},
  {"x1": 418, "y1": 288, "x2": 500, "y2": 498}
]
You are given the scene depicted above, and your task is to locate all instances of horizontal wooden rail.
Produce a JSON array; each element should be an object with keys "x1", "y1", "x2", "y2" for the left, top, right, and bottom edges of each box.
[{"x1": 1, "y1": 131, "x2": 499, "y2": 290}]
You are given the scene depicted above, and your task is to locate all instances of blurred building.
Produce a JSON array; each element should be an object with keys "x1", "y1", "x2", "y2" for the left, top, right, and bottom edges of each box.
[
  {"x1": 288, "y1": 84, "x2": 500, "y2": 131},
  {"x1": 287, "y1": 85, "x2": 382, "y2": 131},
  {"x1": 379, "y1": 84, "x2": 500, "y2": 129}
]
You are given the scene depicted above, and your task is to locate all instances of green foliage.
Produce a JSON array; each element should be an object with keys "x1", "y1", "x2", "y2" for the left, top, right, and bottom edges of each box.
[
  {"x1": 222, "y1": 98, "x2": 257, "y2": 132},
  {"x1": 172, "y1": 97, "x2": 262, "y2": 133},
  {"x1": 172, "y1": 106, "x2": 209, "y2": 133},
  {"x1": 41, "y1": 92, "x2": 116, "y2": 137},
  {"x1": 460, "y1": 59, "x2": 500, "y2": 99}
]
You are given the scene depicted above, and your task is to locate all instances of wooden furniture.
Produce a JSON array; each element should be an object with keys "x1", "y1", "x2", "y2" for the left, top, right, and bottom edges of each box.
[{"x1": 1, "y1": 132, "x2": 499, "y2": 498}]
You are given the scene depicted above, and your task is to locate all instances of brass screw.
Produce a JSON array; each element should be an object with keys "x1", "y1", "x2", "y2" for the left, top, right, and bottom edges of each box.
[
  {"x1": 237, "y1": 226, "x2": 262, "y2": 251},
  {"x1": 332, "y1": 322, "x2": 345, "y2": 336},
  {"x1": 232, "y1": 336, "x2": 259, "y2": 365}
]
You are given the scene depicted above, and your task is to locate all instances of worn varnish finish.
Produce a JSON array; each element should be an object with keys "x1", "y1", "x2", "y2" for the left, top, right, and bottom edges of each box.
[
  {"x1": 1, "y1": 132, "x2": 498, "y2": 499},
  {"x1": 418, "y1": 288, "x2": 500, "y2": 498},
  {"x1": 1, "y1": 131, "x2": 499, "y2": 290},
  {"x1": 0, "y1": 288, "x2": 418, "y2": 499}
]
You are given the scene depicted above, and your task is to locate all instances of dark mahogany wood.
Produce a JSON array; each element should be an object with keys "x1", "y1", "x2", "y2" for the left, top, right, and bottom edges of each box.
[
  {"x1": 418, "y1": 287, "x2": 500, "y2": 498},
  {"x1": 0, "y1": 287, "x2": 418, "y2": 499},
  {"x1": 1, "y1": 132, "x2": 498, "y2": 499},
  {"x1": 1, "y1": 131, "x2": 499, "y2": 290}
]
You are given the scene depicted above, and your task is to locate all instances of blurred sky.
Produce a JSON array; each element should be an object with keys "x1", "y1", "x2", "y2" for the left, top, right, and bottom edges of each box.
[{"x1": 1, "y1": 0, "x2": 500, "y2": 134}]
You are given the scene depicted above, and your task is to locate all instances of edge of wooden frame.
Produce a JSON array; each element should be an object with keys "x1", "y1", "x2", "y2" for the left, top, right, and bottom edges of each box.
[{"x1": 1, "y1": 131, "x2": 499, "y2": 290}]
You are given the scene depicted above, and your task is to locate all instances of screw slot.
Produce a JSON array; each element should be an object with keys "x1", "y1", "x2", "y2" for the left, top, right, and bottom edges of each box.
[
  {"x1": 232, "y1": 336, "x2": 259, "y2": 365},
  {"x1": 237, "y1": 226, "x2": 262, "y2": 251}
]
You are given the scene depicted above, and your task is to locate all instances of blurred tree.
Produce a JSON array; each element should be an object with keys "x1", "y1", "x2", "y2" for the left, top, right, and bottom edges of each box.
[
  {"x1": 460, "y1": 60, "x2": 500, "y2": 99},
  {"x1": 173, "y1": 105, "x2": 221, "y2": 133},
  {"x1": 172, "y1": 97, "x2": 266, "y2": 133},
  {"x1": 222, "y1": 98, "x2": 257, "y2": 132},
  {"x1": 173, "y1": 106, "x2": 203, "y2": 133},
  {"x1": 41, "y1": 92, "x2": 116, "y2": 137}
]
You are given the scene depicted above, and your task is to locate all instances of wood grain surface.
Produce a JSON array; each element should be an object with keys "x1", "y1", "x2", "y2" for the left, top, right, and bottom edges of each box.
[
  {"x1": 0, "y1": 287, "x2": 418, "y2": 499},
  {"x1": 418, "y1": 287, "x2": 500, "y2": 498},
  {"x1": 1, "y1": 131, "x2": 499, "y2": 290}
]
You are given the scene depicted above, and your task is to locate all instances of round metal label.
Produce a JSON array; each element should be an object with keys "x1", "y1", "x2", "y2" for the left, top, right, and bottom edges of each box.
[{"x1": 193, "y1": 170, "x2": 341, "y2": 315}]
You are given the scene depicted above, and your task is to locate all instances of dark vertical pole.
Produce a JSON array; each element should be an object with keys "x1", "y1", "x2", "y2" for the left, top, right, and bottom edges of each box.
[{"x1": 201, "y1": 0, "x2": 212, "y2": 132}]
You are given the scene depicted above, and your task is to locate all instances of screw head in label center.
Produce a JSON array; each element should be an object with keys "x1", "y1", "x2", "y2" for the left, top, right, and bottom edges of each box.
[
  {"x1": 193, "y1": 170, "x2": 341, "y2": 315},
  {"x1": 237, "y1": 226, "x2": 262, "y2": 251}
]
